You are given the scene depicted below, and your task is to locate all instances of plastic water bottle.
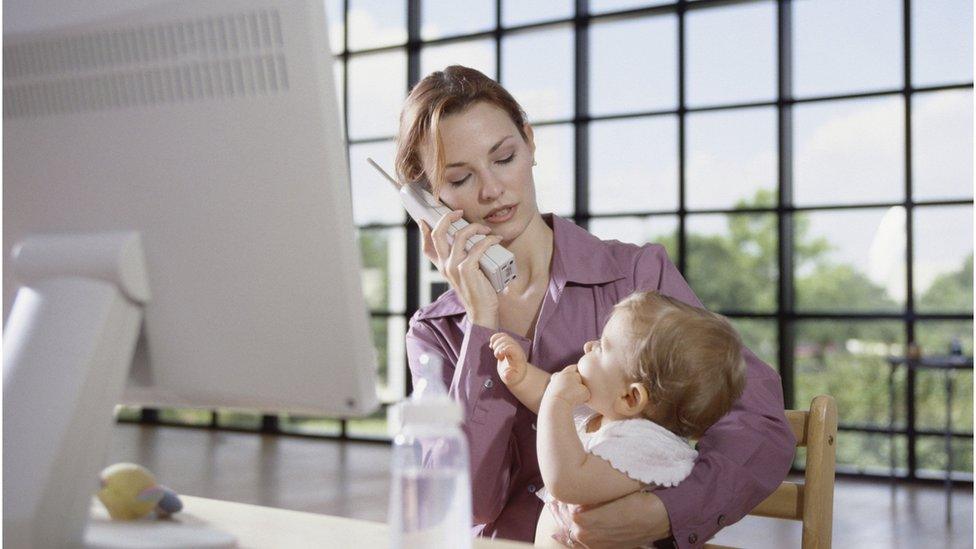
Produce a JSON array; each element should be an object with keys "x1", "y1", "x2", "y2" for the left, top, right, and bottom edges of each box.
[{"x1": 388, "y1": 353, "x2": 472, "y2": 549}]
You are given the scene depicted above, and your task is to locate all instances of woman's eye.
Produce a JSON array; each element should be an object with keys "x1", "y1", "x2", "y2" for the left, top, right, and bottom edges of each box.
[
  {"x1": 496, "y1": 153, "x2": 516, "y2": 165},
  {"x1": 449, "y1": 174, "x2": 470, "y2": 187}
]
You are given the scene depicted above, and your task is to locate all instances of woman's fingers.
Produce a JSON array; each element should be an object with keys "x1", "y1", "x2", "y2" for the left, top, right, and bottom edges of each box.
[
  {"x1": 447, "y1": 223, "x2": 491, "y2": 273},
  {"x1": 457, "y1": 234, "x2": 502, "y2": 276},
  {"x1": 429, "y1": 210, "x2": 463, "y2": 266}
]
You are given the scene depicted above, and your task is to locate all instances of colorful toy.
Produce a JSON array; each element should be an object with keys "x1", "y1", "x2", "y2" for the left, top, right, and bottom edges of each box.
[{"x1": 96, "y1": 463, "x2": 183, "y2": 520}]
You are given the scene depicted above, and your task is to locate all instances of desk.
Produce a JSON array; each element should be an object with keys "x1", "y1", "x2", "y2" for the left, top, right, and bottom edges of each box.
[{"x1": 88, "y1": 495, "x2": 533, "y2": 548}]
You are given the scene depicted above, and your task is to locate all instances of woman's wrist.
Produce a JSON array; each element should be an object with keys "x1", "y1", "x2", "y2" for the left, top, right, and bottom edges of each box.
[{"x1": 469, "y1": 310, "x2": 499, "y2": 330}]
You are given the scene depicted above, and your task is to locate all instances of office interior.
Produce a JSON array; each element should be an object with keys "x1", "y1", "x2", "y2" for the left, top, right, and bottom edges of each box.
[{"x1": 6, "y1": 0, "x2": 972, "y2": 548}]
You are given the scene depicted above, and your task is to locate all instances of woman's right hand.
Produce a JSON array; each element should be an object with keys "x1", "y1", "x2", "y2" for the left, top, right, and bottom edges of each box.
[{"x1": 419, "y1": 210, "x2": 504, "y2": 329}]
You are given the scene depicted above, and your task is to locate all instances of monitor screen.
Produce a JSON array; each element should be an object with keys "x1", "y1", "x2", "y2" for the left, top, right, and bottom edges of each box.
[{"x1": 3, "y1": 0, "x2": 378, "y2": 545}]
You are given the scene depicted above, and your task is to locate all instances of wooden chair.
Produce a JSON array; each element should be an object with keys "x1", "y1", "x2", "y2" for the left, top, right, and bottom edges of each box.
[{"x1": 705, "y1": 394, "x2": 838, "y2": 549}]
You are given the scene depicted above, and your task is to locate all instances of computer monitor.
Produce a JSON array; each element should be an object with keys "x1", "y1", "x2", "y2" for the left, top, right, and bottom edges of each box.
[{"x1": 2, "y1": 0, "x2": 378, "y2": 546}]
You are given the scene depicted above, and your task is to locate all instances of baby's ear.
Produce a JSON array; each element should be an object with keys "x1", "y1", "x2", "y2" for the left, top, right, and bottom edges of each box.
[{"x1": 615, "y1": 382, "x2": 649, "y2": 418}]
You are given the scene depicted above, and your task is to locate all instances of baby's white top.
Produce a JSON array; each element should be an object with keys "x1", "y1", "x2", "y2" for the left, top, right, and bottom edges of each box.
[{"x1": 537, "y1": 406, "x2": 698, "y2": 503}]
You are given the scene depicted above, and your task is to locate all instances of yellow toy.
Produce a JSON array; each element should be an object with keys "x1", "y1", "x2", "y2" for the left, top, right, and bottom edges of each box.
[{"x1": 97, "y1": 463, "x2": 183, "y2": 520}]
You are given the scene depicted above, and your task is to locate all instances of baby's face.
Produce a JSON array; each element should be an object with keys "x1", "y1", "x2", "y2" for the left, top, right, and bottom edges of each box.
[{"x1": 576, "y1": 311, "x2": 635, "y2": 417}]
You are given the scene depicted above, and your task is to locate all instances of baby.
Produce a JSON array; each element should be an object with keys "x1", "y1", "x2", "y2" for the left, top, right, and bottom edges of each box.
[{"x1": 489, "y1": 291, "x2": 747, "y2": 547}]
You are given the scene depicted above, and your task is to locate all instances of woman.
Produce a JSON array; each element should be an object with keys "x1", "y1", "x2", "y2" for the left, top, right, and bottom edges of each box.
[{"x1": 399, "y1": 65, "x2": 795, "y2": 548}]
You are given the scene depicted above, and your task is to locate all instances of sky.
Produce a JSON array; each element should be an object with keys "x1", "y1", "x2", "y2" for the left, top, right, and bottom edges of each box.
[{"x1": 329, "y1": 0, "x2": 973, "y2": 301}]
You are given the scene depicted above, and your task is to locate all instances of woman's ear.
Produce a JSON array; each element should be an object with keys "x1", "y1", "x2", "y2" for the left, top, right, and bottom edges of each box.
[
  {"x1": 523, "y1": 122, "x2": 536, "y2": 156},
  {"x1": 614, "y1": 382, "x2": 649, "y2": 418}
]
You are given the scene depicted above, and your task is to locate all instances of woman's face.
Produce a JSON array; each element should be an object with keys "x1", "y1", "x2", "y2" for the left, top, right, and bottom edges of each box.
[{"x1": 430, "y1": 101, "x2": 538, "y2": 244}]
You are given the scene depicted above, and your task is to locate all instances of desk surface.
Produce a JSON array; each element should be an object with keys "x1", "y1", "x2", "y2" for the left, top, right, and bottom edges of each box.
[{"x1": 89, "y1": 495, "x2": 533, "y2": 549}]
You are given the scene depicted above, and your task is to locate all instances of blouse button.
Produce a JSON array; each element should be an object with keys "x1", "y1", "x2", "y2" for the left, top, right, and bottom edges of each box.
[
  {"x1": 688, "y1": 533, "x2": 699, "y2": 544},
  {"x1": 527, "y1": 484, "x2": 537, "y2": 493},
  {"x1": 717, "y1": 514, "x2": 727, "y2": 526},
  {"x1": 531, "y1": 422, "x2": 537, "y2": 431},
  {"x1": 483, "y1": 378, "x2": 494, "y2": 389}
]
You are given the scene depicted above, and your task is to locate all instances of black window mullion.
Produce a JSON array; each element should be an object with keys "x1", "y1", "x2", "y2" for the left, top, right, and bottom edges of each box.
[
  {"x1": 403, "y1": 0, "x2": 422, "y2": 401},
  {"x1": 776, "y1": 0, "x2": 795, "y2": 409},
  {"x1": 574, "y1": 0, "x2": 590, "y2": 228},
  {"x1": 676, "y1": 1, "x2": 687, "y2": 274},
  {"x1": 902, "y1": 0, "x2": 918, "y2": 480}
]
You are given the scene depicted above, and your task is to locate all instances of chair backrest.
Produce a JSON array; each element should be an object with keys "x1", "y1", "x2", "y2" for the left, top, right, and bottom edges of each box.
[
  {"x1": 703, "y1": 395, "x2": 837, "y2": 549},
  {"x1": 748, "y1": 395, "x2": 838, "y2": 549}
]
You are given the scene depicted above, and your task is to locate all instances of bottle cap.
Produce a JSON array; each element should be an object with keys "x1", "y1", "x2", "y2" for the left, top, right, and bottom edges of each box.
[{"x1": 387, "y1": 354, "x2": 463, "y2": 435}]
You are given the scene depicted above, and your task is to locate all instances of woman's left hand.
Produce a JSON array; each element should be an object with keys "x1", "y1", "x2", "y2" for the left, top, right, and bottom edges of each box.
[{"x1": 551, "y1": 491, "x2": 672, "y2": 548}]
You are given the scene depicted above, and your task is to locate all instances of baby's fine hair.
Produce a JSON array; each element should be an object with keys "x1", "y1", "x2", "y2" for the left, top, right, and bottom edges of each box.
[{"x1": 613, "y1": 291, "x2": 746, "y2": 439}]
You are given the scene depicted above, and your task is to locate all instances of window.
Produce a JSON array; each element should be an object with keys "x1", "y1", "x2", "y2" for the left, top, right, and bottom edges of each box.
[{"x1": 142, "y1": 1, "x2": 972, "y2": 481}]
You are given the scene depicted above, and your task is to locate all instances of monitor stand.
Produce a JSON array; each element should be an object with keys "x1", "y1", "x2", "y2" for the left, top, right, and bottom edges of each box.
[{"x1": 3, "y1": 232, "x2": 234, "y2": 548}]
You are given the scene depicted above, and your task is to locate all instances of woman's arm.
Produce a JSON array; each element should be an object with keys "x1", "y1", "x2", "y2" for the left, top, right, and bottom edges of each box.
[
  {"x1": 406, "y1": 316, "x2": 524, "y2": 526},
  {"x1": 537, "y1": 366, "x2": 643, "y2": 506}
]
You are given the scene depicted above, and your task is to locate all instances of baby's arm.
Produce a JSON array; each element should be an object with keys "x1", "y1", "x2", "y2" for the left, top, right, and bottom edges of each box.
[
  {"x1": 489, "y1": 333, "x2": 550, "y2": 414},
  {"x1": 537, "y1": 365, "x2": 644, "y2": 506}
]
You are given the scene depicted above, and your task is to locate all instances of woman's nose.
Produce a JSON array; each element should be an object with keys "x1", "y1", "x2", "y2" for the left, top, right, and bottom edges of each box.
[{"x1": 479, "y1": 171, "x2": 504, "y2": 201}]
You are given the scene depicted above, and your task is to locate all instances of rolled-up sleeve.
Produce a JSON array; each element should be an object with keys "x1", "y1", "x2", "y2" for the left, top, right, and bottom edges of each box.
[
  {"x1": 633, "y1": 245, "x2": 796, "y2": 548},
  {"x1": 405, "y1": 315, "x2": 529, "y2": 525}
]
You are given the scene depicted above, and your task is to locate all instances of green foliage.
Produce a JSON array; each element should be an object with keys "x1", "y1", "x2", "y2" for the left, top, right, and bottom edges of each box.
[{"x1": 918, "y1": 253, "x2": 974, "y2": 312}]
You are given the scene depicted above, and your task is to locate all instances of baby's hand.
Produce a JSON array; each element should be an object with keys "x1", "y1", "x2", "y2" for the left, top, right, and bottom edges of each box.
[
  {"x1": 489, "y1": 333, "x2": 528, "y2": 387},
  {"x1": 546, "y1": 364, "x2": 590, "y2": 406}
]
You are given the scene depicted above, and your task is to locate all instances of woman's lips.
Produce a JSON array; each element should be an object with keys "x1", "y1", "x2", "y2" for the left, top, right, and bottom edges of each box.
[{"x1": 485, "y1": 204, "x2": 517, "y2": 224}]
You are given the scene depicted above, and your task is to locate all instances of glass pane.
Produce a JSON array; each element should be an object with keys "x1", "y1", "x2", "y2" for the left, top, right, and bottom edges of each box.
[
  {"x1": 915, "y1": 321, "x2": 974, "y2": 356},
  {"x1": 793, "y1": 96, "x2": 905, "y2": 206},
  {"x1": 349, "y1": 140, "x2": 404, "y2": 225},
  {"x1": 589, "y1": 15, "x2": 677, "y2": 116},
  {"x1": 912, "y1": 89, "x2": 974, "y2": 201},
  {"x1": 729, "y1": 318, "x2": 777, "y2": 369},
  {"x1": 373, "y1": 315, "x2": 407, "y2": 403},
  {"x1": 686, "y1": 106, "x2": 777, "y2": 210},
  {"x1": 503, "y1": 0, "x2": 574, "y2": 27},
  {"x1": 347, "y1": 0, "x2": 407, "y2": 51},
  {"x1": 346, "y1": 406, "x2": 390, "y2": 439},
  {"x1": 794, "y1": 434, "x2": 908, "y2": 474},
  {"x1": 914, "y1": 206, "x2": 973, "y2": 313},
  {"x1": 324, "y1": 0, "x2": 345, "y2": 55},
  {"x1": 834, "y1": 432, "x2": 905, "y2": 474},
  {"x1": 501, "y1": 25, "x2": 574, "y2": 122},
  {"x1": 916, "y1": 436, "x2": 973, "y2": 477},
  {"x1": 792, "y1": 0, "x2": 902, "y2": 98},
  {"x1": 420, "y1": 38, "x2": 497, "y2": 82},
  {"x1": 532, "y1": 123, "x2": 574, "y2": 217},
  {"x1": 795, "y1": 208, "x2": 906, "y2": 312},
  {"x1": 795, "y1": 320, "x2": 904, "y2": 426},
  {"x1": 217, "y1": 410, "x2": 262, "y2": 429},
  {"x1": 158, "y1": 408, "x2": 212, "y2": 426},
  {"x1": 588, "y1": 215, "x2": 679, "y2": 262},
  {"x1": 333, "y1": 60, "x2": 345, "y2": 130},
  {"x1": 589, "y1": 116, "x2": 678, "y2": 214},
  {"x1": 359, "y1": 227, "x2": 406, "y2": 312},
  {"x1": 912, "y1": 0, "x2": 974, "y2": 87},
  {"x1": 422, "y1": 0, "x2": 494, "y2": 40},
  {"x1": 686, "y1": 213, "x2": 778, "y2": 313},
  {"x1": 279, "y1": 414, "x2": 342, "y2": 436},
  {"x1": 347, "y1": 50, "x2": 407, "y2": 140},
  {"x1": 590, "y1": 0, "x2": 670, "y2": 14},
  {"x1": 916, "y1": 369, "x2": 973, "y2": 432},
  {"x1": 686, "y1": 1, "x2": 776, "y2": 107}
]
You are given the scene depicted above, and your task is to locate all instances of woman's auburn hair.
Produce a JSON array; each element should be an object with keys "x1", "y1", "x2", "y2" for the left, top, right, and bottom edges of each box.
[
  {"x1": 614, "y1": 291, "x2": 747, "y2": 439},
  {"x1": 394, "y1": 65, "x2": 528, "y2": 196}
]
